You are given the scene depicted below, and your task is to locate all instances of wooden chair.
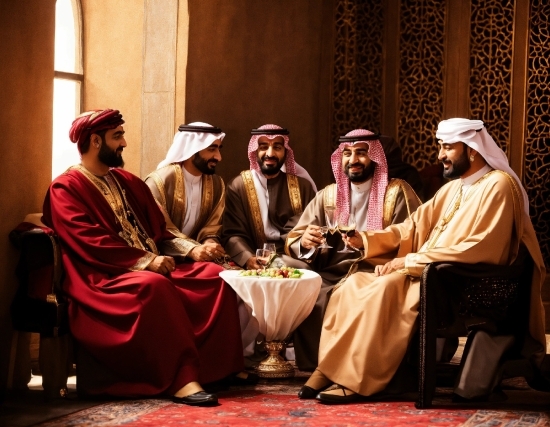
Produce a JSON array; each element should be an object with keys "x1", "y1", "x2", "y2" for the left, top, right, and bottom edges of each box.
[
  {"x1": 415, "y1": 253, "x2": 545, "y2": 408},
  {"x1": 9, "y1": 215, "x2": 72, "y2": 399}
]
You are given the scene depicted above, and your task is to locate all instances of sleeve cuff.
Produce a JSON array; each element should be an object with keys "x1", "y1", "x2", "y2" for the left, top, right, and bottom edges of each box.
[{"x1": 404, "y1": 253, "x2": 424, "y2": 277}]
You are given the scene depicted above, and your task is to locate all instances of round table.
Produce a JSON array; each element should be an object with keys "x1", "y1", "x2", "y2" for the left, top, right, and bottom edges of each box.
[{"x1": 219, "y1": 269, "x2": 322, "y2": 378}]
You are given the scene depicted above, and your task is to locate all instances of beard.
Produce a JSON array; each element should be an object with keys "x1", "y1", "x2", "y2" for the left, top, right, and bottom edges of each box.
[
  {"x1": 345, "y1": 162, "x2": 374, "y2": 183},
  {"x1": 258, "y1": 154, "x2": 285, "y2": 175},
  {"x1": 442, "y1": 149, "x2": 470, "y2": 178},
  {"x1": 192, "y1": 152, "x2": 217, "y2": 175},
  {"x1": 98, "y1": 141, "x2": 124, "y2": 168}
]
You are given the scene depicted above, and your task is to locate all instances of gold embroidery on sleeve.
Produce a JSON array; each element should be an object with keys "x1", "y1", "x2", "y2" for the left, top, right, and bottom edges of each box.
[{"x1": 130, "y1": 252, "x2": 157, "y2": 271}]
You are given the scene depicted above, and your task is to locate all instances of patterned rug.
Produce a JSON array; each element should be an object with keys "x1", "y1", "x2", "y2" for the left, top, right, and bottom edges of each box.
[
  {"x1": 33, "y1": 378, "x2": 550, "y2": 427},
  {"x1": 21, "y1": 337, "x2": 550, "y2": 426}
]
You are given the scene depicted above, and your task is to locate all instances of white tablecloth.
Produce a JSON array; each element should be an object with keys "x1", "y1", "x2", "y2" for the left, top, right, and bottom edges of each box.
[{"x1": 219, "y1": 269, "x2": 322, "y2": 341}]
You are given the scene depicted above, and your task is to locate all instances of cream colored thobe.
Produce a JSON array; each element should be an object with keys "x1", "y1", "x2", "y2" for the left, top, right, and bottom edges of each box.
[{"x1": 318, "y1": 169, "x2": 546, "y2": 396}]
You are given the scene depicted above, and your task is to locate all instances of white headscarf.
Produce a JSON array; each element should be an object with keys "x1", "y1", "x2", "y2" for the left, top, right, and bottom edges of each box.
[
  {"x1": 157, "y1": 122, "x2": 226, "y2": 169},
  {"x1": 436, "y1": 118, "x2": 529, "y2": 214}
]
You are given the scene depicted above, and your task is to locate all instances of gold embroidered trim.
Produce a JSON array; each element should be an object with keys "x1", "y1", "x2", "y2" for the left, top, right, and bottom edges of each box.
[
  {"x1": 241, "y1": 170, "x2": 267, "y2": 248},
  {"x1": 146, "y1": 171, "x2": 168, "y2": 212},
  {"x1": 286, "y1": 174, "x2": 303, "y2": 216},
  {"x1": 323, "y1": 184, "x2": 337, "y2": 209},
  {"x1": 130, "y1": 252, "x2": 157, "y2": 271},
  {"x1": 163, "y1": 237, "x2": 198, "y2": 256},
  {"x1": 73, "y1": 165, "x2": 159, "y2": 256},
  {"x1": 172, "y1": 164, "x2": 186, "y2": 228},
  {"x1": 424, "y1": 170, "x2": 493, "y2": 250},
  {"x1": 189, "y1": 175, "x2": 214, "y2": 238},
  {"x1": 383, "y1": 179, "x2": 401, "y2": 228}
]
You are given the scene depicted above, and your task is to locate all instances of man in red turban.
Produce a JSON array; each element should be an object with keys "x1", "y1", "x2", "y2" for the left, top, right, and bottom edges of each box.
[{"x1": 42, "y1": 109, "x2": 245, "y2": 406}]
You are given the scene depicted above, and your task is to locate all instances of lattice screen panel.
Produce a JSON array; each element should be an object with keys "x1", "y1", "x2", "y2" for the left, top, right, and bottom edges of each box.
[
  {"x1": 469, "y1": 0, "x2": 514, "y2": 154},
  {"x1": 397, "y1": 0, "x2": 446, "y2": 171},
  {"x1": 525, "y1": 0, "x2": 550, "y2": 266},
  {"x1": 331, "y1": 0, "x2": 384, "y2": 150}
]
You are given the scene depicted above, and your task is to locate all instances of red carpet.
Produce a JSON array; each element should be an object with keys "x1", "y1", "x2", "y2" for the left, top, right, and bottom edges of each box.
[{"x1": 34, "y1": 388, "x2": 550, "y2": 427}]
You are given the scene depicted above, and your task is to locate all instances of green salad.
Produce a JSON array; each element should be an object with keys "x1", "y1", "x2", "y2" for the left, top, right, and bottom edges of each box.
[{"x1": 239, "y1": 267, "x2": 304, "y2": 279}]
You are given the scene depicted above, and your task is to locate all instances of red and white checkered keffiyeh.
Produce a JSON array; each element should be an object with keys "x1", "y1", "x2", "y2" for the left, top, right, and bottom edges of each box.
[
  {"x1": 247, "y1": 124, "x2": 297, "y2": 176},
  {"x1": 330, "y1": 129, "x2": 388, "y2": 230}
]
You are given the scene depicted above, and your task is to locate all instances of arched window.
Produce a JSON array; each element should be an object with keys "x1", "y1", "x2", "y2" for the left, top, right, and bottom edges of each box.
[{"x1": 52, "y1": 0, "x2": 83, "y2": 179}]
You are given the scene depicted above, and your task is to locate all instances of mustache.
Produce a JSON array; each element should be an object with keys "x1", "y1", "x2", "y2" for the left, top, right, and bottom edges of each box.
[
  {"x1": 346, "y1": 162, "x2": 364, "y2": 171},
  {"x1": 262, "y1": 155, "x2": 279, "y2": 162}
]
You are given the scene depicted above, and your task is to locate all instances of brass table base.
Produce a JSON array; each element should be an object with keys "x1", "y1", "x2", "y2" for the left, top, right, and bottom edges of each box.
[{"x1": 255, "y1": 340, "x2": 294, "y2": 378}]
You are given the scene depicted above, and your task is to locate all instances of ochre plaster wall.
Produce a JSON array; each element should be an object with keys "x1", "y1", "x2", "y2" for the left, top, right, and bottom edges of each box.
[
  {"x1": 81, "y1": 0, "x2": 144, "y2": 176},
  {"x1": 0, "y1": 0, "x2": 56, "y2": 393},
  {"x1": 185, "y1": 0, "x2": 336, "y2": 188}
]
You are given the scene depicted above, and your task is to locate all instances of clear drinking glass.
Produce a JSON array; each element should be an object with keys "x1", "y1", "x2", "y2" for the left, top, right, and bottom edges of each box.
[
  {"x1": 263, "y1": 243, "x2": 277, "y2": 256},
  {"x1": 325, "y1": 208, "x2": 337, "y2": 235},
  {"x1": 317, "y1": 225, "x2": 332, "y2": 249},
  {"x1": 337, "y1": 211, "x2": 356, "y2": 253},
  {"x1": 256, "y1": 248, "x2": 271, "y2": 270}
]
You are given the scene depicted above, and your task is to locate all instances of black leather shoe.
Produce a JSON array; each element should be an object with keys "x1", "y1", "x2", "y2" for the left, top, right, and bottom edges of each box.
[
  {"x1": 298, "y1": 385, "x2": 329, "y2": 399},
  {"x1": 172, "y1": 391, "x2": 218, "y2": 406},
  {"x1": 316, "y1": 386, "x2": 363, "y2": 404}
]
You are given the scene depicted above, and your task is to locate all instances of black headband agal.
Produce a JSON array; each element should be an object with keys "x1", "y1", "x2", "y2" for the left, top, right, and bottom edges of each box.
[
  {"x1": 178, "y1": 124, "x2": 223, "y2": 134},
  {"x1": 251, "y1": 128, "x2": 290, "y2": 136},
  {"x1": 338, "y1": 132, "x2": 381, "y2": 143}
]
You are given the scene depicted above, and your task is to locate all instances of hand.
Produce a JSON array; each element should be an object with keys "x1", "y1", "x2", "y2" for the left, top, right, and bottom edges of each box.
[
  {"x1": 245, "y1": 256, "x2": 262, "y2": 270},
  {"x1": 342, "y1": 233, "x2": 364, "y2": 250},
  {"x1": 189, "y1": 242, "x2": 225, "y2": 262},
  {"x1": 374, "y1": 257, "x2": 405, "y2": 276},
  {"x1": 301, "y1": 225, "x2": 323, "y2": 250},
  {"x1": 146, "y1": 255, "x2": 176, "y2": 276}
]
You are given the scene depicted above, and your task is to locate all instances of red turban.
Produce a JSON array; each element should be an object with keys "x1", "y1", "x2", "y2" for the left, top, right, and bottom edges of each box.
[{"x1": 69, "y1": 109, "x2": 125, "y2": 153}]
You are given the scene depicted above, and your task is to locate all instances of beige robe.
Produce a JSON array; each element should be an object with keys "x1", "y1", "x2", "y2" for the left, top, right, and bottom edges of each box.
[
  {"x1": 285, "y1": 178, "x2": 422, "y2": 371},
  {"x1": 144, "y1": 163, "x2": 225, "y2": 256},
  {"x1": 318, "y1": 170, "x2": 546, "y2": 396}
]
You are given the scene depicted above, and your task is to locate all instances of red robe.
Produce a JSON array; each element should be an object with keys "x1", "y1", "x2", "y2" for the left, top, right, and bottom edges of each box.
[{"x1": 42, "y1": 167, "x2": 243, "y2": 397}]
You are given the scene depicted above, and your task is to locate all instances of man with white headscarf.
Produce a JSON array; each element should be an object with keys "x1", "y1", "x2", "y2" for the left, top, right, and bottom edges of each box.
[
  {"x1": 299, "y1": 118, "x2": 546, "y2": 404},
  {"x1": 222, "y1": 125, "x2": 317, "y2": 269},
  {"x1": 145, "y1": 123, "x2": 227, "y2": 263},
  {"x1": 285, "y1": 129, "x2": 421, "y2": 372}
]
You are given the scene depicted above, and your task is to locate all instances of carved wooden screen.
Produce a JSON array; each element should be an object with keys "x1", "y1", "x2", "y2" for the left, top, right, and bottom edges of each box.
[
  {"x1": 331, "y1": 0, "x2": 550, "y2": 266},
  {"x1": 331, "y1": 0, "x2": 384, "y2": 150},
  {"x1": 468, "y1": 0, "x2": 514, "y2": 155},
  {"x1": 525, "y1": 0, "x2": 550, "y2": 266},
  {"x1": 398, "y1": 1, "x2": 446, "y2": 170}
]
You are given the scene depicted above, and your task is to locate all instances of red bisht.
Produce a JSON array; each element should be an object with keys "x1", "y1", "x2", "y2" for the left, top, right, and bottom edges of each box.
[{"x1": 42, "y1": 167, "x2": 243, "y2": 397}]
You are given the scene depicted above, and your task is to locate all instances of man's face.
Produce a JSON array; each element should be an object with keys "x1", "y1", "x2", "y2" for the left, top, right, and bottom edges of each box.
[
  {"x1": 256, "y1": 135, "x2": 286, "y2": 176},
  {"x1": 341, "y1": 142, "x2": 374, "y2": 183},
  {"x1": 192, "y1": 138, "x2": 223, "y2": 175},
  {"x1": 438, "y1": 141, "x2": 470, "y2": 178},
  {"x1": 97, "y1": 125, "x2": 126, "y2": 168}
]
